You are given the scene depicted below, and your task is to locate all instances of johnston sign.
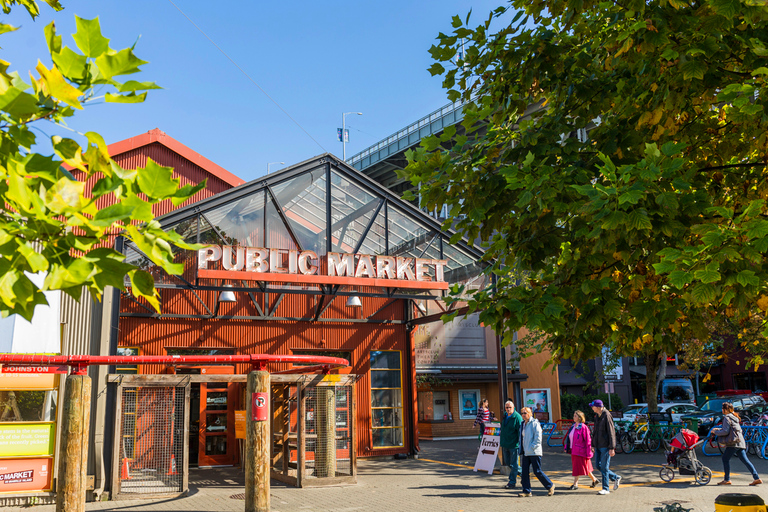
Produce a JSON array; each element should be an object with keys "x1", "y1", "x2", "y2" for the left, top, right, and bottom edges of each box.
[{"x1": 197, "y1": 245, "x2": 451, "y2": 290}]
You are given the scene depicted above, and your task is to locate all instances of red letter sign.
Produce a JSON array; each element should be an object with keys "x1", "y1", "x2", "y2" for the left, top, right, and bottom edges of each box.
[{"x1": 252, "y1": 392, "x2": 268, "y2": 421}]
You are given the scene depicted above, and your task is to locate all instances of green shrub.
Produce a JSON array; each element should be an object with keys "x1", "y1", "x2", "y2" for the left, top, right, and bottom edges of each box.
[{"x1": 560, "y1": 392, "x2": 623, "y2": 422}]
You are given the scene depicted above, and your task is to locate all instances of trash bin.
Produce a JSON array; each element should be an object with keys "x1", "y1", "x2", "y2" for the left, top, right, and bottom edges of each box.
[
  {"x1": 714, "y1": 494, "x2": 766, "y2": 512},
  {"x1": 685, "y1": 418, "x2": 699, "y2": 432}
]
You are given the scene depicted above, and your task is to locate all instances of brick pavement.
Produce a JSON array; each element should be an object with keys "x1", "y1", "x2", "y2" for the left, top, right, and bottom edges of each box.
[{"x1": 6, "y1": 439, "x2": 768, "y2": 512}]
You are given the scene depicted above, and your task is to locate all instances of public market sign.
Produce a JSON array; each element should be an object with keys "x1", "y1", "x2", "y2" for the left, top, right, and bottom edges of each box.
[{"x1": 197, "y1": 245, "x2": 450, "y2": 290}]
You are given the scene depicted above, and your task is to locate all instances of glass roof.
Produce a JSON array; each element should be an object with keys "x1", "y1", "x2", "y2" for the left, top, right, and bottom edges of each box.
[{"x1": 126, "y1": 154, "x2": 486, "y2": 300}]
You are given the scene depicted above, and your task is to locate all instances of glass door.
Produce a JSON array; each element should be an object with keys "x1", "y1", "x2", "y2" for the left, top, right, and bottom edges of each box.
[{"x1": 198, "y1": 382, "x2": 236, "y2": 466}]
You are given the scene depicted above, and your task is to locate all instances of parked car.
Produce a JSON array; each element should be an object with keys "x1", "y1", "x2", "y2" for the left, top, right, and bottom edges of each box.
[
  {"x1": 620, "y1": 403, "x2": 647, "y2": 423},
  {"x1": 634, "y1": 403, "x2": 698, "y2": 423},
  {"x1": 658, "y1": 378, "x2": 696, "y2": 404},
  {"x1": 681, "y1": 395, "x2": 767, "y2": 435}
]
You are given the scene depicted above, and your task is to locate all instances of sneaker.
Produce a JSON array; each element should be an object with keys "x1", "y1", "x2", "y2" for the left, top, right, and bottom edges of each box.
[
  {"x1": 613, "y1": 475, "x2": 621, "y2": 491},
  {"x1": 597, "y1": 489, "x2": 610, "y2": 495},
  {"x1": 503, "y1": 483, "x2": 516, "y2": 489},
  {"x1": 548, "y1": 485, "x2": 556, "y2": 496},
  {"x1": 518, "y1": 493, "x2": 532, "y2": 497},
  {"x1": 717, "y1": 481, "x2": 732, "y2": 486},
  {"x1": 749, "y1": 479, "x2": 763, "y2": 486}
]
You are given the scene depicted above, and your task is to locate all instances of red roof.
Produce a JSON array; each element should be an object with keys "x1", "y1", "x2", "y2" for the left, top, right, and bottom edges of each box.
[{"x1": 106, "y1": 128, "x2": 244, "y2": 187}]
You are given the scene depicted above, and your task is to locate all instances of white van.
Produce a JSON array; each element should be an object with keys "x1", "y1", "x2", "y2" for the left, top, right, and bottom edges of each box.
[{"x1": 658, "y1": 378, "x2": 695, "y2": 404}]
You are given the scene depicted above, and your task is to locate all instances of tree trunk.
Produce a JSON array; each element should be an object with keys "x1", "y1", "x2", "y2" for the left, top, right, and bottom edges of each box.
[{"x1": 645, "y1": 352, "x2": 660, "y2": 413}]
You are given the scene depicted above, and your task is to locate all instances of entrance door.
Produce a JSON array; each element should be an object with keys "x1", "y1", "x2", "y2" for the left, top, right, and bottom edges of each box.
[
  {"x1": 199, "y1": 381, "x2": 237, "y2": 466},
  {"x1": 174, "y1": 365, "x2": 237, "y2": 467}
]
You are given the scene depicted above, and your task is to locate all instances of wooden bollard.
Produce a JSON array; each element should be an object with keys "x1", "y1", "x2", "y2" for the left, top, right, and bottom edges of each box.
[
  {"x1": 245, "y1": 371, "x2": 270, "y2": 512},
  {"x1": 56, "y1": 375, "x2": 91, "y2": 512},
  {"x1": 315, "y1": 387, "x2": 336, "y2": 478}
]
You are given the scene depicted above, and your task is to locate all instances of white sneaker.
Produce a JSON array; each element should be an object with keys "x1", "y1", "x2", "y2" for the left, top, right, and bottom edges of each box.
[
  {"x1": 613, "y1": 476, "x2": 621, "y2": 490},
  {"x1": 598, "y1": 489, "x2": 610, "y2": 495}
]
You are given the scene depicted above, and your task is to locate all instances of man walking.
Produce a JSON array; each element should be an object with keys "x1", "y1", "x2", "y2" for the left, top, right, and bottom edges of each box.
[
  {"x1": 590, "y1": 399, "x2": 621, "y2": 495},
  {"x1": 500, "y1": 400, "x2": 522, "y2": 489}
]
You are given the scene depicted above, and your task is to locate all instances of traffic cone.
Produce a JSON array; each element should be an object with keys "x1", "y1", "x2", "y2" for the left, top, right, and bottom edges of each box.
[
  {"x1": 167, "y1": 454, "x2": 177, "y2": 476},
  {"x1": 120, "y1": 458, "x2": 131, "y2": 480}
]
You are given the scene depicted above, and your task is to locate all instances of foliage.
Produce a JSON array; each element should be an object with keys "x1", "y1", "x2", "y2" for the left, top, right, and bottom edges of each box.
[
  {"x1": 405, "y1": 0, "x2": 768, "y2": 408},
  {"x1": 0, "y1": 2, "x2": 204, "y2": 319},
  {"x1": 560, "y1": 392, "x2": 623, "y2": 422},
  {"x1": 416, "y1": 374, "x2": 452, "y2": 390}
]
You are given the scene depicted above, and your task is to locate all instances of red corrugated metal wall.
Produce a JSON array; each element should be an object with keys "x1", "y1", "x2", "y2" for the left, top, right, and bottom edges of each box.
[{"x1": 119, "y1": 289, "x2": 411, "y2": 458}]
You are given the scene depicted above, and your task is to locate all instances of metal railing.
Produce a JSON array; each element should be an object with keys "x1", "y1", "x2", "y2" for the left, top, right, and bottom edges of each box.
[{"x1": 346, "y1": 96, "x2": 478, "y2": 167}]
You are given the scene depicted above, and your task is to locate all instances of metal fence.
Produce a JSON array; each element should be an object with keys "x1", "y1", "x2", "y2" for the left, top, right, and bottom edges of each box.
[{"x1": 112, "y1": 383, "x2": 188, "y2": 499}]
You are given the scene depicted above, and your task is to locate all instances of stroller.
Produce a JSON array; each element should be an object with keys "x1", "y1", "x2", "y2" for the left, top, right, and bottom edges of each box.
[{"x1": 659, "y1": 428, "x2": 712, "y2": 485}]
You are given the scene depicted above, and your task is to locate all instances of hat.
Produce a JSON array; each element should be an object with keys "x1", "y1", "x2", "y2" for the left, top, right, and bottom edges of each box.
[{"x1": 589, "y1": 399, "x2": 604, "y2": 408}]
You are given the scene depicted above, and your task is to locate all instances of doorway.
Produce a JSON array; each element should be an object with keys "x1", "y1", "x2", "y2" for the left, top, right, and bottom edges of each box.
[{"x1": 176, "y1": 366, "x2": 238, "y2": 467}]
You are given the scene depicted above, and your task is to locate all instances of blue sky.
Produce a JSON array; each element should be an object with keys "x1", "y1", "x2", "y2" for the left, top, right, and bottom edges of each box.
[{"x1": 4, "y1": 1, "x2": 503, "y2": 183}]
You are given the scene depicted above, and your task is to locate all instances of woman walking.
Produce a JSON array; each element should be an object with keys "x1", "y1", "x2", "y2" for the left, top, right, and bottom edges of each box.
[
  {"x1": 473, "y1": 398, "x2": 491, "y2": 441},
  {"x1": 564, "y1": 410, "x2": 598, "y2": 490},
  {"x1": 711, "y1": 402, "x2": 762, "y2": 486},
  {"x1": 518, "y1": 407, "x2": 555, "y2": 497}
]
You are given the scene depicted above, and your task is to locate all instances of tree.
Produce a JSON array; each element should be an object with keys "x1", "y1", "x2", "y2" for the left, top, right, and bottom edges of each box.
[
  {"x1": 405, "y1": 0, "x2": 768, "y2": 411},
  {"x1": 0, "y1": 1, "x2": 204, "y2": 320}
]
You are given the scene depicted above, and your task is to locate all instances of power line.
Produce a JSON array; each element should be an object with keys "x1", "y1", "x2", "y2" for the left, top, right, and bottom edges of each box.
[{"x1": 167, "y1": 0, "x2": 327, "y2": 153}]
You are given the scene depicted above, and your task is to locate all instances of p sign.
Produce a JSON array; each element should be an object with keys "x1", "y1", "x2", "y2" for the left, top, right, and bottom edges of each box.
[{"x1": 252, "y1": 392, "x2": 268, "y2": 421}]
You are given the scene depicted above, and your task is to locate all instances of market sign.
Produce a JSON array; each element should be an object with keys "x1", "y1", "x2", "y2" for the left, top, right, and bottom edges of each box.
[
  {"x1": 197, "y1": 246, "x2": 450, "y2": 290},
  {"x1": 0, "y1": 458, "x2": 53, "y2": 492},
  {"x1": 0, "y1": 424, "x2": 55, "y2": 457},
  {"x1": 0, "y1": 365, "x2": 69, "y2": 374}
]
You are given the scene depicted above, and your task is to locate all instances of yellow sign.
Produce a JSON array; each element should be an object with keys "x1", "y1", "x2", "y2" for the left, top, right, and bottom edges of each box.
[
  {"x1": 0, "y1": 423, "x2": 55, "y2": 457},
  {"x1": 235, "y1": 410, "x2": 245, "y2": 439},
  {"x1": 321, "y1": 375, "x2": 341, "y2": 382}
]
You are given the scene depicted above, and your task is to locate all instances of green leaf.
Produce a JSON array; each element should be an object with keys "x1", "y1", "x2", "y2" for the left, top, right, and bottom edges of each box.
[
  {"x1": 72, "y1": 16, "x2": 110, "y2": 58},
  {"x1": 118, "y1": 80, "x2": 162, "y2": 92},
  {"x1": 736, "y1": 270, "x2": 759, "y2": 287},
  {"x1": 43, "y1": 21, "x2": 60, "y2": 53},
  {"x1": 601, "y1": 211, "x2": 626, "y2": 230},
  {"x1": 652, "y1": 261, "x2": 677, "y2": 274},
  {"x1": 52, "y1": 47, "x2": 87, "y2": 81},
  {"x1": 681, "y1": 60, "x2": 707, "y2": 80},
  {"x1": 543, "y1": 300, "x2": 566, "y2": 318},
  {"x1": 694, "y1": 267, "x2": 721, "y2": 284},
  {"x1": 136, "y1": 158, "x2": 178, "y2": 200},
  {"x1": 0, "y1": 85, "x2": 39, "y2": 118},
  {"x1": 603, "y1": 299, "x2": 621, "y2": 318},
  {"x1": 668, "y1": 271, "x2": 692, "y2": 289},
  {"x1": 92, "y1": 203, "x2": 134, "y2": 227},
  {"x1": 35, "y1": 61, "x2": 83, "y2": 109},
  {"x1": 428, "y1": 63, "x2": 445, "y2": 76},
  {"x1": 619, "y1": 189, "x2": 644, "y2": 205},
  {"x1": 105, "y1": 92, "x2": 147, "y2": 103},
  {"x1": 627, "y1": 209, "x2": 653, "y2": 230},
  {"x1": 95, "y1": 47, "x2": 147, "y2": 79},
  {"x1": 691, "y1": 283, "x2": 717, "y2": 303}
]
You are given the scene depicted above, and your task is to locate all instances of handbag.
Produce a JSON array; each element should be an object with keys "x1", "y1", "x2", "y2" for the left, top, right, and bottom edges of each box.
[{"x1": 721, "y1": 417, "x2": 741, "y2": 447}]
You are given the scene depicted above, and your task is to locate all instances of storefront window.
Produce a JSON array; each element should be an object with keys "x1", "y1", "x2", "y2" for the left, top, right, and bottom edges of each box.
[{"x1": 370, "y1": 350, "x2": 403, "y2": 448}]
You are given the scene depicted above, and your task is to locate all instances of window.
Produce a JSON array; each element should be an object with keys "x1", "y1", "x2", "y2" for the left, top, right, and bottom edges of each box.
[
  {"x1": 370, "y1": 351, "x2": 403, "y2": 448},
  {"x1": 418, "y1": 391, "x2": 450, "y2": 421}
]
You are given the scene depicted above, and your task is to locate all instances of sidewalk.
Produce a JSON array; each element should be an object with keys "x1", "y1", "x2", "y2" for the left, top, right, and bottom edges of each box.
[{"x1": 8, "y1": 440, "x2": 767, "y2": 512}]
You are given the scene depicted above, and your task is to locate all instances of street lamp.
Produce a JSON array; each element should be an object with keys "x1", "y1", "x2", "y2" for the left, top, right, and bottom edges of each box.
[
  {"x1": 342, "y1": 111, "x2": 362, "y2": 160},
  {"x1": 267, "y1": 161, "x2": 285, "y2": 174}
]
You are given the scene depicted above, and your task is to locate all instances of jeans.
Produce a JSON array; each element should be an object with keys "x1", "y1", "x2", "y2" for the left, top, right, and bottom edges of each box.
[
  {"x1": 501, "y1": 447, "x2": 520, "y2": 485},
  {"x1": 722, "y1": 447, "x2": 759, "y2": 481},
  {"x1": 521, "y1": 455, "x2": 553, "y2": 493},
  {"x1": 594, "y1": 447, "x2": 620, "y2": 491}
]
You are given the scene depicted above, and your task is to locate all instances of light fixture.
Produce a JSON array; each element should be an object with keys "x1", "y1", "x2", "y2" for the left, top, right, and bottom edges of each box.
[
  {"x1": 346, "y1": 295, "x2": 362, "y2": 308},
  {"x1": 219, "y1": 284, "x2": 237, "y2": 302}
]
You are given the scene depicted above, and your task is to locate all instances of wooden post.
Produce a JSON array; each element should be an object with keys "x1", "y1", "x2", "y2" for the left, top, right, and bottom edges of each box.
[
  {"x1": 245, "y1": 371, "x2": 270, "y2": 512},
  {"x1": 315, "y1": 386, "x2": 336, "y2": 478},
  {"x1": 56, "y1": 375, "x2": 92, "y2": 512}
]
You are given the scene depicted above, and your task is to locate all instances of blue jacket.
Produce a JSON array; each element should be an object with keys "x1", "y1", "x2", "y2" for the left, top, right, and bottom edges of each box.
[{"x1": 520, "y1": 418, "x2": 543, "y2": 456}]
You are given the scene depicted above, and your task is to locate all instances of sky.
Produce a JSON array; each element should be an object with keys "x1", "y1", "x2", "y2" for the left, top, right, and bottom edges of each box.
[{"x1": 4, "y1": 1, "x2": 504, "y2": 184}]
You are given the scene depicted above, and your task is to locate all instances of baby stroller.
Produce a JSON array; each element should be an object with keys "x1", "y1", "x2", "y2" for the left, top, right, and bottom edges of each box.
[{"x1": 659, "y1": 428, "x2": 711, "y2": 485}]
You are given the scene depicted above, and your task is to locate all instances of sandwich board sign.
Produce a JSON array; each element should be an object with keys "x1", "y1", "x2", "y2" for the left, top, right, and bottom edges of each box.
[{"x1": 473, "y1": 422, "x2": 501, "y2": 475}]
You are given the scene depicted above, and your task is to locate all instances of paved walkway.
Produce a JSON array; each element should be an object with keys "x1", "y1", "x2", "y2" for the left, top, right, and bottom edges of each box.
[{"x1": 10, "y1": 440, "x2": 768, "y2": 511}]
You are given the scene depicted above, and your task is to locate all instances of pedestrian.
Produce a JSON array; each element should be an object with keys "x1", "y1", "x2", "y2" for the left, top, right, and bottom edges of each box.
[
  {"x1": 590, "y1": 399, "x2": 621, "y2": 495},
  {"x1": 518, "y1": 407, "x2": 555, "y2": 497},
  {"x1": 500, "y1": 400, "x2": 522, "y2": 489},
  {"x1": 564, "y1": 410, "x2": 598, "y2": 490},
  {"x1": 711, "y1": 402, "x2": 762, "y2": 486},
  {"x1": 473, "y1": 398, "x2": 491, "y2": 441}
]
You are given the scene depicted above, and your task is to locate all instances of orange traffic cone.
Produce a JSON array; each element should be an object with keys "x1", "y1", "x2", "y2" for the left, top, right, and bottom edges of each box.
[
  {"x1": 167, "y1": 454, "x2": 177, "y2": 476},
  {"x1": 120, "y1": 458, "x2": 131, "y2": 480}
]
